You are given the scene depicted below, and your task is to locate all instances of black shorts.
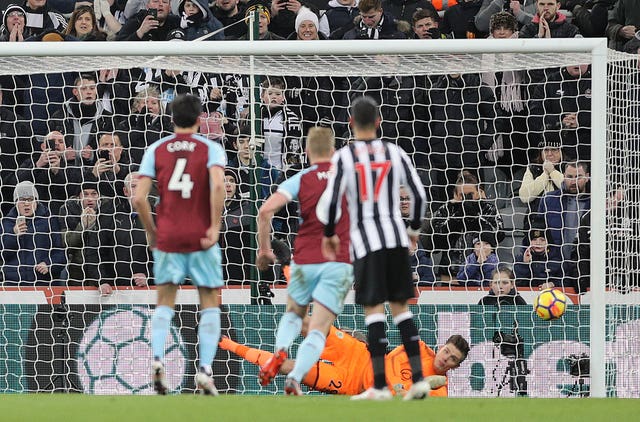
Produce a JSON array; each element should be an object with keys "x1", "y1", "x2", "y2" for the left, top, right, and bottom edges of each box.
[{"x1": 353, "y1": 247, "x2": 415, "y2": 306}]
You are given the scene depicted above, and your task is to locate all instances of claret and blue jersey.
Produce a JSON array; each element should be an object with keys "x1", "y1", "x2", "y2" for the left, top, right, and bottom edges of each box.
[{"x1": 138, "y1": 133, "x2": 226, "y2": 253}]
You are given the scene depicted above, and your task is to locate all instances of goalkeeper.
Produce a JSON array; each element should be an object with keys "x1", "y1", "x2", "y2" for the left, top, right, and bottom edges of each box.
[{"x1": 219, "y1": 326, "x2": 469, "y2": 397}]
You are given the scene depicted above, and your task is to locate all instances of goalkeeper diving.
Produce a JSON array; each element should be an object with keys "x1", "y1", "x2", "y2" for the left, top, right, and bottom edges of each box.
[{"x1": 219, "y1": 322, "x2": 469, "y2": 397}]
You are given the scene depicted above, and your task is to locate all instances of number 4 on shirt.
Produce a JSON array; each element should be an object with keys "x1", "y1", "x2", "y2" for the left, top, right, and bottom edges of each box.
[
  {"x1": 168, "y1": 158, "x2": 194, "y2": 199},
  {"x1": 355, "y1": 161, "x2": 391, "y2": 202}
]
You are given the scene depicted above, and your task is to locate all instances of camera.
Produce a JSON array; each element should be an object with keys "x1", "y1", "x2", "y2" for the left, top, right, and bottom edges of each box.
[
  {"x1": 493, "y1": 330, "x2": 529, "y2": 396},
  {"x1": 504, "y1": 0, "x2": 524, "y2": 9},
  {"x1": 147, "y1": 8, "x2": 158, "y2": 19},
  {"x1": 493, "y1": 330, "x2": 524, "y2": 358},
  {"x1": 567, "y1": 353, "x2": 590, "y2": 377},
  {"x1": 98, "y1": 149, "x2": 111, "y2": 161}
]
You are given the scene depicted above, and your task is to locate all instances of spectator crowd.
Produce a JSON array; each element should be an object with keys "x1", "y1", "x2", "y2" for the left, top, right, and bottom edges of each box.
[{"x1": 1, "y1": 0, "x2": 637, "y2": 296}]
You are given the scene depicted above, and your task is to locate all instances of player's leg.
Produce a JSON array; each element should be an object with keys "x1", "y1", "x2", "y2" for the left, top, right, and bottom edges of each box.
[
  {"x1": 219, "y1": 336, "x2": 296, "y2": 374},
  {"x1": 259, "y1": 297, "x2": 307, "y2": 386},
  {"x1": 387, "y1": 248, "x2": 429, "y2": 400},
  {"x1": 191, "y1": 246, "x2": 224, "y2": 396},
  {"x1": 301, "y1": 360, "x2": 356, "y2": 395},
  {"x1": 286, "y1": 262, "x2": 353, "y2": 395},
  {"x1": 196, "y1": 286, "x2": 221, "y2": 395},
  {"x1": 275, "y1": 298, "x2": 307, "y2": 352},
  {"x1": 259, "y1": 261, "x2": 310, "y2": 386},
  {"x1": 150, "y1": 250, "x2": 185, "y2": 395},
  {"x1": 351, "y1": 251, "x2": 392, "y2": 400},
  {"x1": 285, "y1": 303, "x2": 335, "y2": 395},
  {"x1": 152, "y1": 282, "x2": 179, "y2": 395}
]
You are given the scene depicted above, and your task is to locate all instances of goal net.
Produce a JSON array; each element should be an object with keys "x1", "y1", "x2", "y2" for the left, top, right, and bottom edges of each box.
[{"x1": 0, "y1": 40, "x2": 637, "y2": 398}]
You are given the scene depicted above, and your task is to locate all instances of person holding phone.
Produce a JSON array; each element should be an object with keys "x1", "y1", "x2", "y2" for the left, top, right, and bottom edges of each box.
[
  {"x1": 177, "y1": 0, "x2": 225, "y2": 41},
  {"x1": 91, "y1": 132, "x2": 130, "y2": 197},
  {"x1": 116, "y1": 0, "x2": 180, "y2": 41},
  {"x1": 513, "y1": 221, "x2": 563, "y2": 289},
  {"x1": 268, "y1": 0, "x2": 303, "y2": 37},
  {"x1": 423, "y1": 170, "x2": 504, "y2": 285},
  {"x1": 0, "y1": 181, "x2": 66, "y2": 285},
  {"x1": 15, "y1": 131, "x2": 82, "y2": 216}
]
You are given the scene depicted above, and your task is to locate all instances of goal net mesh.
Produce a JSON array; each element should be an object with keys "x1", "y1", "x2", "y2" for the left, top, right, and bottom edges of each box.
[{"x1": 0, "y1": 45, "x2": 638, "y2": 397}]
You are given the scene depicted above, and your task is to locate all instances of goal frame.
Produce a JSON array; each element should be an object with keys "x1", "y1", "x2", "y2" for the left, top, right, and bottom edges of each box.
[{"x1": 0, "y1": 38, "x2": 609, "y2": 397}]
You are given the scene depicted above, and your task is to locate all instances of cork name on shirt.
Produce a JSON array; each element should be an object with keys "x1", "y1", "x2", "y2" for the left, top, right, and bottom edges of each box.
[{"x1": 167, "y1": 141, "x2": 196, "y2": 152}]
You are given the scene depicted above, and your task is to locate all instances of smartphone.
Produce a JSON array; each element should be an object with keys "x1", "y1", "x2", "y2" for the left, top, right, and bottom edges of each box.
[
  {"x1": 464, "y1": 193, "x2": 474, "y2": 201},
  {"x1": 98, "y1": 149, "x2": 111, "y2": 161},
  {"x1": 46, "y1": 138, "x2": 57, "y2": 151},
  {"x1": 147, "y1": 8, "x2": 158, "y2": 19}
]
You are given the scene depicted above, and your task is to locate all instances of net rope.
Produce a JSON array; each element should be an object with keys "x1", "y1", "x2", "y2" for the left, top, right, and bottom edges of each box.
[{"x1": 0, "y1": 42, "x2": 638, "y2": 397}]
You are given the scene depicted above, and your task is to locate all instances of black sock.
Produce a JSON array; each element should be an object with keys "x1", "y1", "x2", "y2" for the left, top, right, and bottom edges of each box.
[
  {"x1": 397, "y1": 318, "x2": 423, "y2": 383},
  {"x1": 367, "y1": 321, "x2": 388, "y2": 390}
]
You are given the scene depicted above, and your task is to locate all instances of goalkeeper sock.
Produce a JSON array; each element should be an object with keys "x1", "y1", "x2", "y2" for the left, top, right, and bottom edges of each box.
[
  {"x1": 151, "y1": 305, "x2": 175, "y2": 361},
  {"x1": 288, "y1": 329, "x2": 326, "y2": 383},
  {"x1": 366, "y1": 314, "x2": 388, "y2": 390},
  {"x1": 232, "y1": 343, "x2": 274, "y2": 367},
  {"x1": 275, "y1": 312, "x2": 302, "y2": 351},
  {"x1": 395, "y1": 311, "x2": 423, "y2": 383},
  {"x1": 198, "y1": 307, "x2": 221, "y2": 370},
  {"x1": 219, "y1": 336, "x2": 238, "y2": 353}
]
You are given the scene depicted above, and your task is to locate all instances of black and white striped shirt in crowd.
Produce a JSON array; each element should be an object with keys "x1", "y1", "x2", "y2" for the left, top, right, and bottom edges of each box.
[{"x1": 320, "y1": 139, "x2": 427, "y2": 260}]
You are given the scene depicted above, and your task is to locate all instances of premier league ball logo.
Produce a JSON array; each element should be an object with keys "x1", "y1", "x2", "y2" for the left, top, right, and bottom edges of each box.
[{"x1": 77, "y1": 306, "x2": 187, "y2": 394}]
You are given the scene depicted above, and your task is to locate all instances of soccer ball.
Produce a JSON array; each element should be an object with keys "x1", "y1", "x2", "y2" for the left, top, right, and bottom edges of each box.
[{"x1": 534, "y1": 288, "x2": 567, "y2": 320}]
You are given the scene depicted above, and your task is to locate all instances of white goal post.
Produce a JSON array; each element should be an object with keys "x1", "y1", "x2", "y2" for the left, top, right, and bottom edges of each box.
[{"x1": 0, "y1": 38, "x2": 619, "y2": 397}]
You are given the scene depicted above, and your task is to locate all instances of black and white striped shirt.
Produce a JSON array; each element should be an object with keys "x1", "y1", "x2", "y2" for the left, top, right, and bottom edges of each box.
[{"x1": 320, "y1": 139, "x2": 427, "y2": 260}]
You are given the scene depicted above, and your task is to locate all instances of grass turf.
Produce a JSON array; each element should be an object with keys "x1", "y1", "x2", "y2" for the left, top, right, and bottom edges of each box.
[{"x1": 1, "y1": 395, "x2": 637, "y2": 422}]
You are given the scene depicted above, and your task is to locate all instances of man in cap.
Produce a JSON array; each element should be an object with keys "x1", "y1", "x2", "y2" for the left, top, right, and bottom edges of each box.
[
  {"x1": 514, "y1": 220, "x2": 563, "y2": 289},
  {"x1": 241, "y1": 0, "x2": 284, "y2": 39},
  {"x1": 58, "y1": 178, "x2": 116, "y2": 294}
]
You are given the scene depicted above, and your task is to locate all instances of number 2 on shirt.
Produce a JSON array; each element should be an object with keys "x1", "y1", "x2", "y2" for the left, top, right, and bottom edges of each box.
[{"x1": 354, "y1": 161, "x2": 391, "y2": 202}]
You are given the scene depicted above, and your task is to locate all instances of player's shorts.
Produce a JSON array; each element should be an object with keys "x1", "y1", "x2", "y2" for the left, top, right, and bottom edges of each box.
[
  {"x1": 152, "y1": 245, "x2": 223, "y2": 288},
  {"x1": 288, "y1": 261, "x2": 353, "y2": 315},
  {"x1": 352, "y1": 247, "x2": 414, "y2": 306}
]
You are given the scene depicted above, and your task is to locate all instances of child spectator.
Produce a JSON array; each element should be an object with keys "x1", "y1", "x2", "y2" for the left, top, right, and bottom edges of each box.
[
  {"x1": 260, "y1": 76, "x2": 303, "y2": 171},
  {"x1": 227, "y1": 124, "x2": 282, "y2": 201},
  {"x1": 456, "y1": 233, "x2": 499, "y2": 286},
  {"x1": 479, "y1": 265, "x2": 527, "y2": 305},
  {"x1": 514, "y1": 222, "x2": 563, "y2": 289},
  {"x1": 177, "y1": 0, "x2": 224, "y2": 40}
]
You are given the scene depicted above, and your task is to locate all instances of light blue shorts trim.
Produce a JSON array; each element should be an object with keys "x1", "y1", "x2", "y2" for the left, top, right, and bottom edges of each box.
[
  {"x1": 288, "y1": 261, "x2": 353, "y2": 315},
  {"x1": 152, "y1": 246, "x2": 223, "y2": 288}
]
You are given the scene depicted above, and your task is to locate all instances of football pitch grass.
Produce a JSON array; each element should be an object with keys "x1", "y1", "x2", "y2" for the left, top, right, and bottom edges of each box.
[{"x1": 3, "y1": 395, "x2": 638, "y2": 421}]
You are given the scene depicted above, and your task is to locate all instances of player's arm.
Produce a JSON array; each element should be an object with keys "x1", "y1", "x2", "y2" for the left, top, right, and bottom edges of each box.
[
  {"x1": 319, "y1": 153, "x2": 346, "y2": 261},
  {"x1": 133, "y1": 175, "x2": 156, "y2": 248},
  {"x1": 202, "y1": 165, "x2": 225, "y2": 249},
  {"x1": 256, "y1": 192, "x2": 290, "y2": 271}
]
